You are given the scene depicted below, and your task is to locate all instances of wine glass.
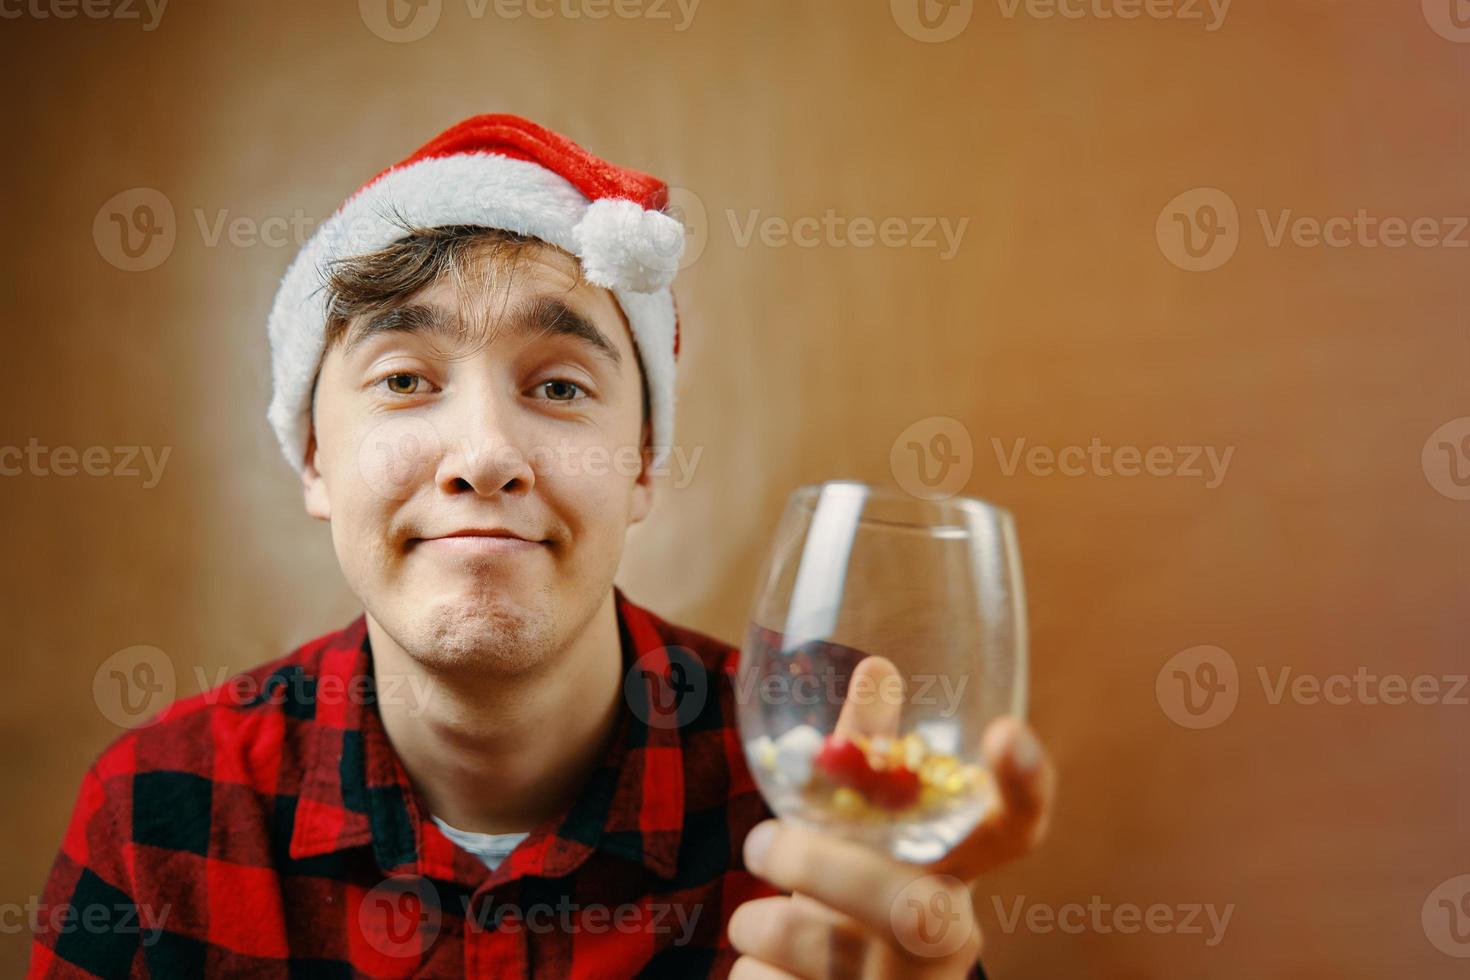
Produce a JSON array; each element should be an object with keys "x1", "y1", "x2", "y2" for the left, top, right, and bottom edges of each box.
[{"x1": 737, "y1": 481, "x2": 1027, "y2": 863}]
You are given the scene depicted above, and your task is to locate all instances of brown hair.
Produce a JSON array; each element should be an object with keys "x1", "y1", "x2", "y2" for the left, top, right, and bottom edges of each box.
[
  {"x1": 321, "y1": 224, "x2": 566, "y2": 351},
  {"x1": 311, "y1": 223, "x2": 648, "y2": 427}
]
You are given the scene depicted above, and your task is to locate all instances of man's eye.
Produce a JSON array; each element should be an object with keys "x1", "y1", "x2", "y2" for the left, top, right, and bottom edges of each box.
[
  {"x1": 379, "y1": 373, "x2": 426, "y2": 396},
  {"x1": 540, "y1": 380, "x2": 586, "y2": 402}
]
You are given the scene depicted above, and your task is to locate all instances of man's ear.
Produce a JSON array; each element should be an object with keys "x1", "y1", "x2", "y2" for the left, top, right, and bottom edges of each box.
[
  {"x1": 628, "y1": 417, "x2": 656, "y2": 526},
  {"x1": 301, "y1": 430, "x2": 331, "y2": 521}
]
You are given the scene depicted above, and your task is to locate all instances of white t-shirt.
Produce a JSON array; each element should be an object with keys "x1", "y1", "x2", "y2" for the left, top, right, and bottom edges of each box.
[{"x1": 430, "y1": 815, "x2": 530, "y2": 872}]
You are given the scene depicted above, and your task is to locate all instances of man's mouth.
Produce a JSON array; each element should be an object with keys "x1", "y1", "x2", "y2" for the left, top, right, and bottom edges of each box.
[{"x1": 408, "y1": 528, "x2": 551, "y2": 556}]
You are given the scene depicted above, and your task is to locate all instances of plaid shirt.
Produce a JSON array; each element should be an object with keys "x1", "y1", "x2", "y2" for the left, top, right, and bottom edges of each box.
[{"x1": 32, "y1": 589, "x2": 988, "y2": 978}]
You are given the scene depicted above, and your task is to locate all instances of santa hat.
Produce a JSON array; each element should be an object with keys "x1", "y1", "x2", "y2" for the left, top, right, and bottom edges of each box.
[{"x1": 266, "y1": 113, "x2": 686, "y2": 473}]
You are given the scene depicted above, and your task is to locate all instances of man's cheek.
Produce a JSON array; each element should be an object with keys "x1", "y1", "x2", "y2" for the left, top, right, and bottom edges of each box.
[
  {"x1": 556, "y1": 474, "x2": 627, "y2": 530},
  {"x1": 356, "y1": 416, "x2": 443, "y2": 502}
]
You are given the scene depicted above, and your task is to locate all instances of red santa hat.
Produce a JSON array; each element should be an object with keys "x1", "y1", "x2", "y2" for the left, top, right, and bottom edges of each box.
[{"x1": 266, "y1": 113, "x2": 686, "y2": 473}]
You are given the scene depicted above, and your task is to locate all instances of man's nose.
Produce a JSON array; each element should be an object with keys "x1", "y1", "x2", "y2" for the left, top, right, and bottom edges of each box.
[{"x1": 432, "y1": 395, "x2": 537, "y2": 498}]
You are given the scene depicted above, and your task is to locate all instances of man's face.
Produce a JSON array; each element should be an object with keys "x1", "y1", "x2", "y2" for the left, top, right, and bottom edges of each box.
[{"x1": 302, "y1": 243, "x2": 654, "y2": 673}]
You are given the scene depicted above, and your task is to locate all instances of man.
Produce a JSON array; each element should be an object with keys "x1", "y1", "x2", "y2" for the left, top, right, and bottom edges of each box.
[{"x1": 32, "y1": 115, "x2": 1055, "y2": 978}]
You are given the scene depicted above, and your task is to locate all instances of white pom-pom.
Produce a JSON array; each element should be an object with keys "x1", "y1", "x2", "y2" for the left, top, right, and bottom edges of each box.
[{"x1": 572, "y1": 198, "x2": 685, "y2": 293}]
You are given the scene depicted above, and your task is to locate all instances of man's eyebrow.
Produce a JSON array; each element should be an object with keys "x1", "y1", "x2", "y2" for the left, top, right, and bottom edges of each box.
[
  {"x1": 342, "y1": 304, "x2": 454, "y2": 356},
  {"x1": 341, "y1": 295, "x2": 622, "y2": 368},
  {"x1": 520, "y1": 295, "x2": 622, "y2": 368}
]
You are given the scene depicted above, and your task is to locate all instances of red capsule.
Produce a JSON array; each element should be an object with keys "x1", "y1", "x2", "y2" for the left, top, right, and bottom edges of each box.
[
  {"x1": 866, "y1": 765, "x2": 921, "y2": 810},
  {"x1": 814, "y1": 735, "x2": 873, "y2": 790}
]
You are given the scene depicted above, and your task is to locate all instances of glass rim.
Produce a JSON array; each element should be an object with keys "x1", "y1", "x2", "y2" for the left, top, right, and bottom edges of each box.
[{"x1": 787, "y1": 480, "x2": 1016, "y2": 529}]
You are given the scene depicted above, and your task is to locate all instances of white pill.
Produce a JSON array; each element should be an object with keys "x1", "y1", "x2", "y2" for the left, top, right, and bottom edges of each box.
[{"x1": 773, "y1": 724, "x2": 824, "y2": 786}]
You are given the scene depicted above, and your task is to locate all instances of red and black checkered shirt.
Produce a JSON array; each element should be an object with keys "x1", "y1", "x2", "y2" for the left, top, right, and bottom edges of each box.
[{"x1": 32, "y1": 589, "x2": 989, "y2": 978}]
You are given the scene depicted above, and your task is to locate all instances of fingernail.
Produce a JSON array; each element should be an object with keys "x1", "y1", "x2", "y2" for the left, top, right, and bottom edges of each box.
[
  {"x1": 744, "y1": 820, "x2": 777, "y2": 872},
  {"x1": 1011, "y1": 726, "x2": 1041, "y2": 773}
]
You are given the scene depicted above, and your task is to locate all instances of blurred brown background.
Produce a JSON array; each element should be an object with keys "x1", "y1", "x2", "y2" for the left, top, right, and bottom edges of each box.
[{"x1": 2, "y1": 0, "x2": 1466, "y2": 976}]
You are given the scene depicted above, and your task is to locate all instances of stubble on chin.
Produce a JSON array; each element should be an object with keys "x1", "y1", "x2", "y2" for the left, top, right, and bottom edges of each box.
[{"x1": 397, "y1": 586, "x2": 561, "y2": 676}]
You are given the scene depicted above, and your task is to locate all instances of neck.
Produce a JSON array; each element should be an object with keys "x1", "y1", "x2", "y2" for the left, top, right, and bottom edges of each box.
[{"x1": 367, "y1": 590, "x2": 624, "y2": 835}]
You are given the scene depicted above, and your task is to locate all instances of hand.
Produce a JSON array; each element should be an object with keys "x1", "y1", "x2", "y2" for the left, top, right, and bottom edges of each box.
[{"x1": 729, "y1": 657, "x2": 1056, "y2": 979}]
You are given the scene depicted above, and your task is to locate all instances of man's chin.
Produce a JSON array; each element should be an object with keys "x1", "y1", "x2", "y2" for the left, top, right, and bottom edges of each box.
[{"x1": 391, "y1": 587, "x2": 556, "y2": 674}]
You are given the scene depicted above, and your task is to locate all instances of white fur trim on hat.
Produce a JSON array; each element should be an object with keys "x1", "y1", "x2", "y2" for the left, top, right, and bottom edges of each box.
[{"x1": 266, "y1": 152, "x2": 684, "y2": 474}]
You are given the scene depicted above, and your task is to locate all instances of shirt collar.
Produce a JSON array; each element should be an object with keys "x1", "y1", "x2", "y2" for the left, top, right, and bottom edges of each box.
[{"x1": 288, "y1": 587, "x2": 696, "y2": 886}]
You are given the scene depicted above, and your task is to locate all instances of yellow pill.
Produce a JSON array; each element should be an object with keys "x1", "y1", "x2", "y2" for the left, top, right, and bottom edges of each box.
[
  {"x1": 832, "y1": 787, "x2": 865, "y2": 816},
  {"x1": 757, "y1": 742, "x2": 777, "y2": 770},
  {"x1": 921, "y1": 758, "x2": 957, "y2": 785},
  {"x1": 901, "y1": 734, "x2": 927, "y2": 770}
]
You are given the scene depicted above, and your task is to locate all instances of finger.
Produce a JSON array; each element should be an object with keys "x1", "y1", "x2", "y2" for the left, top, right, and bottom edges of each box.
[
  {"x1": 931, "y1": 717, "x2": 1056, "y2": 878},
  {"x1": 833, "y1": 654, "x2": 905, "y2": 741},
  {"x1": 728, "y1": 895, "x2": 870, "y2": 979},
  {"x1": 728, "y1": 956, "x2": 804, "y2": 980},
  {"x1": 742, "y1": 818, "x2": 977, "y2": 949}
]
